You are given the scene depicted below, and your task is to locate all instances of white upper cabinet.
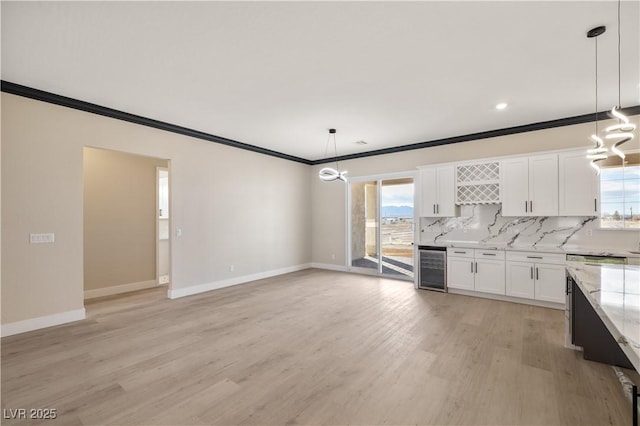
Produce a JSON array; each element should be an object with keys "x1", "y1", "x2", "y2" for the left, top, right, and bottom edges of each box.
[
  {"x1": 501, "y1": 154, "x2": 558, "y2": 216},
  {"x1": 558, "y1": 150, "x2": 599, "y2": 216},
  {"x1": 501, "y1": 157, "x2": 529, "y2": 216},
  {"x1": 420, "y1": 165, "x2": 458, "y2": 217}
]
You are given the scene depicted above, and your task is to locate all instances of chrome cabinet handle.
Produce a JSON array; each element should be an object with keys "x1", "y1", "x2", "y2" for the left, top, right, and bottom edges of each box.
[
  {"x1": 433, "y1": 204, "x2": 436, "y2": 214},
  {"x1": 535, "y1": 267, "x2": 539, "y2": 280},
  {"x1": 525, "y1": 201, "x2": 528, "y2": 212},
  {"x1": 527, "y1": 256, "x2": 543, "y2": 259},
  {"x1": 594, "y1": 198, "x2": 597, "y2": 212},
  {"x1": 530, "y1": 200, "x2": 533, "y2": 212},
  {"x1": 482, "y1": 253, "x2": 496, "y2": 256},
  {"x1": 530, "y1": 266, "x2": 533, "y2": 279},
  {"x1": 471, "y1": 262, "x2": 474, "y2": 273}
]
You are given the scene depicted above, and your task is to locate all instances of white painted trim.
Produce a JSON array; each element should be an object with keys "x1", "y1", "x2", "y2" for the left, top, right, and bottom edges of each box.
[
  {"x1": 446, "y1": 288, "x2": 564, "y2": 310},
  {"x1": 1, "y1": 308, "x2": 86, "y2": 337},
  {"x1": 311, "y1": 262, "x2": 349, "y2": 272},
  {"x1": 168, "y1": 263, "x2": 312, "y2": 299},
  {"x1": 84, "y1": 279, "x2": 158, "y2": 300}
]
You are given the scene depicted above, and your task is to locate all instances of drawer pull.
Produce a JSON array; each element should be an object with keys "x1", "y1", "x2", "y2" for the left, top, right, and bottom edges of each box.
[
  {"x1": 454, "y1": 251, "x2": 467, "y2": 254},
  {"x1": 530, "y1": 266, "x2": 533, "y2": 279},
  {"x1": 482, "y1": 253, "x2": 497, "y2": 256},
  {"x1": 527, "y1": 256, "x2": 543, "y2": 259}
]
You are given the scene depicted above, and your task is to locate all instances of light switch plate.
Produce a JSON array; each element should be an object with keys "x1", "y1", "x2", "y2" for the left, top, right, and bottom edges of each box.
[{"x1": 30, "y1": 233, "x2": 55, "y2": 244}]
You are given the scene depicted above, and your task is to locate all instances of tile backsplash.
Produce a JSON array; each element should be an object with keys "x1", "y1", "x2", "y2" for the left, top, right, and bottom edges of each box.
[{"x1": 420, "y1": 204, "x2": 640, "y2": 252}]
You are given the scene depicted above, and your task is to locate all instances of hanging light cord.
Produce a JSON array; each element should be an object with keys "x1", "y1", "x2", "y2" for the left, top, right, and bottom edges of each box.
[
  {"x1": 333, "y1": 133, "x2": 340, "y2": 173},
  {"x1": 617, "y1": 0, "x2": 621, "y2": 108},
  {"x1": 595, "y1": 34, "x2": 599, "y2": 134}
]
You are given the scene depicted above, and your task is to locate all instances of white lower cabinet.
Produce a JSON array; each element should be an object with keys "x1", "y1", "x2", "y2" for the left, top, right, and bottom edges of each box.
[
  {"x1": 475, "y1": 258, "x2": 506, "y2": 295},
  {"x1": 505, "y1": 251, "x2": 566, "y2": 305},
  {"x1": 447, "y1": 247, "x2": 565, "y2": 307},
  {"x1": 447, "y1": 248, "x2": 505, "y2": 295},
  {"x1": 447, "y1": 256, "x2": 475, "y2": 290}
]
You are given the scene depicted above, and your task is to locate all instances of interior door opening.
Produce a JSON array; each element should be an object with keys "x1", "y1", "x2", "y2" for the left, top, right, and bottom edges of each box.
[{"x1": 349, "y1": 176, "x2": 415, "y2": 280}]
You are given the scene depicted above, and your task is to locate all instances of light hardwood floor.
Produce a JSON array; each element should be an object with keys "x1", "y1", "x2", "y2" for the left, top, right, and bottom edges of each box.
[{"x1": 1, "y1": 269, "x2": 635, "y2": 425}]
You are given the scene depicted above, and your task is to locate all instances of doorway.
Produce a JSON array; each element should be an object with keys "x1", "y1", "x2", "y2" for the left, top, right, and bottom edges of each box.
[
  {"x1": 349, "y1": 175, "x2": 415, "y2": 280},
  {"x1": 83, "y1": 147, "x2": 170, "y2": 299}
]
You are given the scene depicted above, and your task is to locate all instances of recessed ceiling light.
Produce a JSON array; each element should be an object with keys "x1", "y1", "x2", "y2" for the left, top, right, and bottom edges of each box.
[
  {"x1": 495, "y1": 103, "x2": 508, "y2": 110},
  {"x1": 355, "y1": 140, "x2": 368, "y2": 145}
]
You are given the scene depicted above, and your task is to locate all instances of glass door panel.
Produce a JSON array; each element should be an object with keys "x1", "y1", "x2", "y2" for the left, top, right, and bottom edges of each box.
[
  {"x1": 380, "y1": 178, "x2": 414, "y2": 279},
  {"x1": 350, "y1": 181, "x2": 379, "y2": 272},
  {"x1": 349, "y1": 176, "x2": 415, "y2": 280}
]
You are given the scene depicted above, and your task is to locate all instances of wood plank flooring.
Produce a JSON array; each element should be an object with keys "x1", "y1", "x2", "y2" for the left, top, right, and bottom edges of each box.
[{"x1": 1, "y1": 269, "x2": 635, "y2": 425}]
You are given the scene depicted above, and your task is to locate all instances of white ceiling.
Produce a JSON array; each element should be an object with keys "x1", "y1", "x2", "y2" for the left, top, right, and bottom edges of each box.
[{"x1": 2, "y1": 1, "x2": 639, "y2": 161}]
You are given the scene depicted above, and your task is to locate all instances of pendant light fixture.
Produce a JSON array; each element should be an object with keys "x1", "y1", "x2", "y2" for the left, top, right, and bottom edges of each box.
[
  {"x1": 586, "y1": 25, "x2": 608, "y2": 174},
  {"x1": 605, "y1": 0, "x2": 636, "y2": 159},
  {"x1": 318, "y1": 128, "x2": 348, "y2": 182}
]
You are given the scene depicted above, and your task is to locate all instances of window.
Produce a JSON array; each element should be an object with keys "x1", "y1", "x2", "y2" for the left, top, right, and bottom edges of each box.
[{"x1": 599, "y1": 153, "x2": 640, "y2": 229}]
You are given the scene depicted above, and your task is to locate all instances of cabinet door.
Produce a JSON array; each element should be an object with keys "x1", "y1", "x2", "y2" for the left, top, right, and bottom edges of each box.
[
  {"x1": 474, "y1": 258, "x2": 505, "y2": 295},
  {"x1": 529, "y1": 154, "x2": 558, "y2": 216},
  {"x1": 558, "y1": 151, "x2": 599, "y2": 216},
  {"x1": 534, "y1": 263, "x2": 565, "y2": 304},
  {"x1": 420, "y1": 168, "x2": 438, "y2": 217},
  {"x1": 506, "y1": 261, "x2": 535, "y2": 299},
  {"x1": 447, "y1": 257, "x2": 475, "y2": 290},
  {"x1": 501, "y1": 158, "x2": 529, "y2": 216},
  {"x1": 435, "y1": 165, "x2": 457, "y2": 217}
]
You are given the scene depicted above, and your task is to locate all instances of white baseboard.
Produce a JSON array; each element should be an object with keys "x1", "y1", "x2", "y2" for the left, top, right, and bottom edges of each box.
[
  {"x1": 447, "y1": 288, "x2": 564, "y2": 310},
  {"x1": 1, "y1": 308, "x2": 86, "y2": 338},
  {"x1": 84, "y1": 279, "x2": 158, "y2": 300},
  {"x1": 168, "y1": 263, "x2": 312, "y2": 299},
  {"x1": 310, "y1": 262, "x2": 349, "y2": 272}
]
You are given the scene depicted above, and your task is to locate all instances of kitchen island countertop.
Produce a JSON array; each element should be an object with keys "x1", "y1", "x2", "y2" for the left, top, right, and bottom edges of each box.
[{"x1": 565, "y1": 261, "x2": 640, "y2": 372}]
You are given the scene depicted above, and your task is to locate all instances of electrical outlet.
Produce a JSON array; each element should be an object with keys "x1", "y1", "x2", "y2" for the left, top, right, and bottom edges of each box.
[
  {"x1": 159, "y1": 275, "x2": 170, "y2": 284},
  {"x1": 586, "y1": 228, "x2": 593, "y2": 237},
  {"x1": 229, "y1": 264, "x2": 235, "y2": 272}
]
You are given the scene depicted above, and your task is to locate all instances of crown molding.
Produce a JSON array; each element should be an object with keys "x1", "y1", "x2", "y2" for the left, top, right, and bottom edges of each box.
[{"x1": 3, "y1": 80, "x2": 638, "y2": 166}]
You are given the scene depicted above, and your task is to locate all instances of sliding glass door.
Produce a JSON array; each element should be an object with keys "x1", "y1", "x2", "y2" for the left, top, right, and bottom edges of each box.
[{"x1": 349, "y1": 176, "x2": 415, "y2": 280}]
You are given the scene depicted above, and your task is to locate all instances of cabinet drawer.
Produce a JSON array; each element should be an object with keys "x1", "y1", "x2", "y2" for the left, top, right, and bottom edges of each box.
[
  {"x1": 475, "y1": 249, "x2": 505, "y2": 260},
  {"x1": 506, "y1": 251, "x2": 565, "y2": 265},
  {"x1": 447, "y1": 248, "x2": 474, "y2": 258}
]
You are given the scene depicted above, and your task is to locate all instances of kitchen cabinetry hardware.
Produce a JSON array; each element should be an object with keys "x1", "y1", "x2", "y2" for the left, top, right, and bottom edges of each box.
[
  {"x1": 527, "y1": 256, "x2": 543, "y2": 259},
  {"x1": 531, "y1": 267, "x2": 534, "y2": 279},
  {"x1": 454, "y1": 251, "x2": 466, "y2": 254},
  {"x1": 482, "y1": 253, "x2": 496, "y2": 256},
  {"x1": 594, "y1": 198, "x2": 597, "y2": 212},
  {"x1": 536, "y1": 267, "x2": 539, "y2": 280},
  {"x1": 530, "y1": 200, "x2": 533, "y2": 212},
  {"x1": 525, "y1": 201, "x2": 528, "y2": 212}
]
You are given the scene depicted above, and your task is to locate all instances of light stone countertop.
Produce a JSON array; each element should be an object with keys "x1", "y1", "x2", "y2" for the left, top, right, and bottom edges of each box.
[
  {"x1": 419, "y1": 241, "x2": 640, "y2": 259},
  {"x1": 565, "y1": 261, "x2": 640, "y2": 372}
]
